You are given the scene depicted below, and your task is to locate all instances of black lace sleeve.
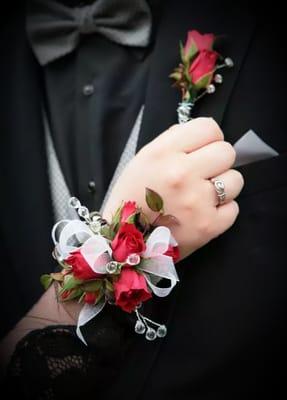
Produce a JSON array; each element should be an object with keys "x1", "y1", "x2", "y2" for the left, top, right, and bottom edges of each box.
[{"x1": 3, "y1": 306, "x2": 133, "y2": 400}]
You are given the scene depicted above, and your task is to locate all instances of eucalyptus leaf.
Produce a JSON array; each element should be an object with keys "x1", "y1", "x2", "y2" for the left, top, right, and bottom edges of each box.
[
  {"x1": 145, "y1": 188, "x2": 164, "y2": 212},
  {"x1": 40, "y1": 274, "x2": 53, "y2": 290}
]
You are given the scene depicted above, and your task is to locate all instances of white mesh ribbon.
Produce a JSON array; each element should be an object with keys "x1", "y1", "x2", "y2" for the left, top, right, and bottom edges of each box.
[
  {"x1": 139, "y1": 226, "x2": 179, "y2": 297},
  {"x1": 80, "y1": 235, "x2": 112, "y2": 274},
  {"x1": 52, "y1": 219, "x2": 94, "y2": 259},
  {"x1": 76, "y1": 298, "x2": 106, "y2": 345}
]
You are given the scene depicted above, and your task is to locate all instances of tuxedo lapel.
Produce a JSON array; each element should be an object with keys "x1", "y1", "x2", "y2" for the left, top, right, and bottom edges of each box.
[
  {"x1": 0, "y1": 7, "x2": 55, "y2": 334},
  {"x1": 137, "y1": 0, "x2": 255, "y2": 152},
  {"x1": 112, "y1": 1, "x2": 255, "y2": 398}
]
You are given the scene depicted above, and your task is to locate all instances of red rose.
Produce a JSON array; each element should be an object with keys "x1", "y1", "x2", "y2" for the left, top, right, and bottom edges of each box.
[
  {"x1": 121, "y1": 201, "x2": 136, "y2": 223},
  {"x1": 84, "y1": 292, "x2": 97, "y2": 304},
  {"x1": 60, "y1": 289, "x2": 72, "y2": 300},
  {"x1": 164, "y1": 245, "x2": 180, "y2": 263},
  {"x1": 65, "y1": 250, "x2": 102, "y2": 281},
  {"x1": 189, "y1": 50, "x2": 218, "y2": 87},
  {"x1": 111, "y1": 223, "x2": 146, "y2": 263},
  {"x1": 184, "y1": 30, "x2": 215, "y2": 57},
  {"x1": 114, "y1": 269, "x2": 152, "y2": 313}
]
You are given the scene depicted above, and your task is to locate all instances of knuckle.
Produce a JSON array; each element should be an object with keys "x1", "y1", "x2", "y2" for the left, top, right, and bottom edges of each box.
[
  {"x1": 166, "y1": 165, "x2": 187, "y2": 188},
  {"x1": 221, "y1": 141, "x2": 236, "y2": 164},
  {"x1": 232, "y1": 200, "x2": 240, "y2": 216},
  {"x1": 232, "y1": 169, "x2": 244, "y2": 187},
  {"x1": 203, "y1": 117, "x2": 224, "y2": 141}
]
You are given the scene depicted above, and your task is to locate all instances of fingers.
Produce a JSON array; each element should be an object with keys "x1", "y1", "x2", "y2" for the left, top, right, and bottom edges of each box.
[
  {"x1": 209, "y1": 169, "x2": 244, "y2": 206},
  {"x1": 213, "y1": 200, "x2": 240, "y2": 237},
  {"x1": 166, "y1": 117, "x2": 224, "y2": 153},
  {"x1": 187, "y1": 140, "x2": 236, "y2": 179}
]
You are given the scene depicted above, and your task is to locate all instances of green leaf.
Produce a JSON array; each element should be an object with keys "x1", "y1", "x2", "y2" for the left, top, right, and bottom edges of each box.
[
  {"x1": 62, "y1": 275, "x2": 82, "y2": 291},
  {"x1": 183, "y1": 90, "x2": 191, "y2": 102},
  {"x1": 58, "y1": 259, "x2": 71, "y2": 270},
  {"x1": 82, "y1": 280, "x2": 103, "y2": 292},
  {"x1": 95, "y1": 290, "x2": 105, "y2": 305},
  {"x1": 180, "y1": 39, "x2": 198, "y2": 64},
  {"x1": 126, "y1": 212, "x2": 137, "y2": 224},
  {"x1": 169, "y1": 71, "x2": 182, "y2": 81},
  {"x1": 100, "y1": 225, "x2": 115, "y2": 240},
  {"x1": 105, "y1": 279, "x2": 114, "y2": 292},
  {"x1": 61, "y1": 288, "x2": 83, "y2": 302},
  {"x1": 193, "y1": 72, "x2": 213, "y2": 90},
  {"x1": 40, "y1": 274, "x2": 53, "y2": 290},
  {"x1": 145, "y1": 188, "x2": 164, "y2": 212},
  {"x1": 78, "y1": 292, "x2": 86, "y2": 303},
  {"x1": 153, "y1": 214, "x2": 180, "y2": 227},
  {"x1": 112, "y1": 203, "x2": 123, "y2": 226},
  {"x1": 137, "y1": 211, "x2": 150, "y2": 235},
  {"x1": 50, "y1": 272, "x2": 64, "y2": 282},
  {"x1": 187, "y1": 41, "x2": 198, "y2": 61},
  {"x1": 184, "y1": 65, "x2": 192, "y2": 84},
  {"x1": 179, "y1": 41, "x2": 186, "y2": 64}
]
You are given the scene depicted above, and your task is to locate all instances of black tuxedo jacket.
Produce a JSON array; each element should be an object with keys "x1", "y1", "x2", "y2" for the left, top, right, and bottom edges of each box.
[{"x1": 0, "y1": 1, "x2": 286, "y2": 397}]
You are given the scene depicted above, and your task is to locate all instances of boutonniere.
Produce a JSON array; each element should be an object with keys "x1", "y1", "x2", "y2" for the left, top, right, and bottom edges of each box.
[
  {"x1": 170, "y1": 30, "x2": 234, "y2": 123},
  {"x1": 41, "y1": 190, "x2": 180, "y2": 344}
]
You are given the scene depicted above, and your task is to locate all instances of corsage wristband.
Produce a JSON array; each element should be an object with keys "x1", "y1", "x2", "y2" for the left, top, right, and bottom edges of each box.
[{"x1": 41, "y1": 188, "x2": 180, "y2": 344}]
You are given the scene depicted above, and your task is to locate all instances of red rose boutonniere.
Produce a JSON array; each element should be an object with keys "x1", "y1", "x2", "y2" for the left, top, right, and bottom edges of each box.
[{"x1": 170, "y1": 30, "x2": 234, "y2": 123}]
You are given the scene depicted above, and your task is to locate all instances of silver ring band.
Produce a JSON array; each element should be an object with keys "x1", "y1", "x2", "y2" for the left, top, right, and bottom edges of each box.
[{"x1": 212, "y1": 179, "x2": 226, "y2": 204}]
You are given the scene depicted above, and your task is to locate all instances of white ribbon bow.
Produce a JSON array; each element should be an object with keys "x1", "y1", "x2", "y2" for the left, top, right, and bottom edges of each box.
[{"x1": 139, "y1": 226, "x2": 179, "y2": 297}]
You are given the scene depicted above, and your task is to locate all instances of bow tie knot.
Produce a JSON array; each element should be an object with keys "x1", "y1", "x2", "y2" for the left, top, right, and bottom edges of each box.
[
  {"x1": 77, "y1": 6, "x2": 97, "y2": 35},
  {"x1": 27, "y1": 0, "x2": 152, "y2": 66}
]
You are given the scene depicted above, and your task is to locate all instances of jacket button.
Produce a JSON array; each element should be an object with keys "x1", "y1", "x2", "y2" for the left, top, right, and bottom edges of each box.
[
  {"x1": 88, "y1": 180, "x2": 96, "y2": 193},
  {"x1": 82, "y1": 84, "x2": 94, "y2": 96}
]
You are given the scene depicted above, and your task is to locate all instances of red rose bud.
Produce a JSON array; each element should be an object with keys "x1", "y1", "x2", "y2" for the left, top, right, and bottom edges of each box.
[
  {"x1": 61, "y1": 289, "x2": 72, "y2": 300},
  {"x1": 65, "y1": 250, "x2": 103, "y2": 281},
  {"x1": 164, "y1": 245, "x2": 180, "y2": 263},
  {"x1": 114, "y1": 269, "x2": 152, "y2": 313},
  {"x1": 111, "y1": 223, "x2": 146, "y2": 263},
  {"x1": 84, "y1": 292, "x2": 97, "y2": 304},
  {"x1": 189, "y1": 50, "x2": 218, "y2": 88},
  {"x1": 121, "y1": 201, "x2": 137, "y2": 223},
  {"x1": 184, "y1": 30, "x2": 215, "y2": 58}
]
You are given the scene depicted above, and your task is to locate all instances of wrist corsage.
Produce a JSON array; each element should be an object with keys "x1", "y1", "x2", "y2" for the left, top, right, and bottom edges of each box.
[{"x1": 41, "y1": 189, "x2": 180, "y2": 344}]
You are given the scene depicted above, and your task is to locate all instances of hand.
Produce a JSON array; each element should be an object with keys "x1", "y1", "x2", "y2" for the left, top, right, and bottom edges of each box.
[
  {"x1": 0, "y1": 118, "x2": 243, "y2": 370},
  {"x1": 103, "y1": 117, "x2": 244, "y2": 259}
]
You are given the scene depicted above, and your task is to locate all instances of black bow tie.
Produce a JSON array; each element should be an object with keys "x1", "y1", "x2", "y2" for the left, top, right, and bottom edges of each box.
[{"x1": 26, "y1": 0, "x2": 152, "y2": 66}]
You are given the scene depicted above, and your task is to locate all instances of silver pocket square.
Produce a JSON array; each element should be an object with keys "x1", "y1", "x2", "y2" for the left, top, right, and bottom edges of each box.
[{"x1": 233, "y1": 129, "x2": 279, "y2": 167}]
